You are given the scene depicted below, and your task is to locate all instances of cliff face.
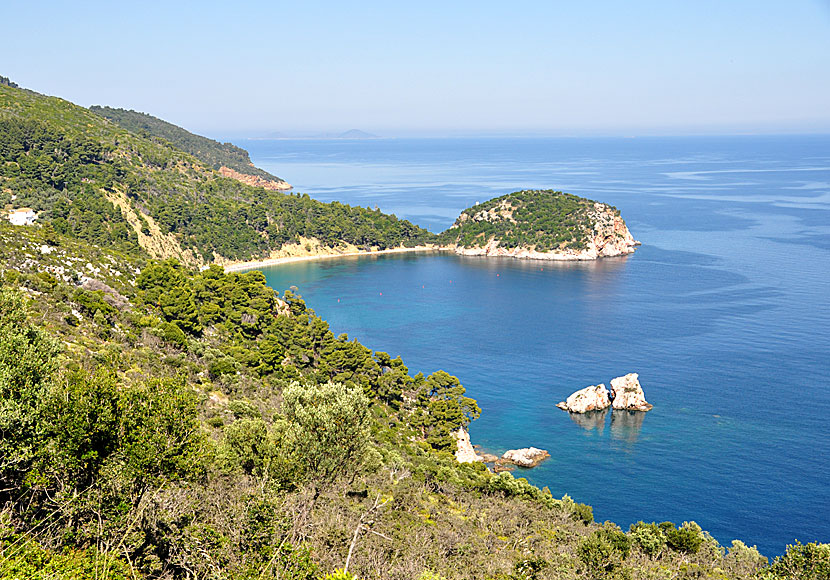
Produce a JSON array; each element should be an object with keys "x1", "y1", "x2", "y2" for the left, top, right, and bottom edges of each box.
[
  {"x1": 586, "y1": 202, "x2": 640, "y2": 257},
  {"x1": 452, "y1": 426, "x2": 483, "y2": 463},
  {"x1": 452, "y1": 201, "x2": 639, "y2": 261},
  {"x1": 218, "y1": 166, "x2": 292, "y2": 191}
]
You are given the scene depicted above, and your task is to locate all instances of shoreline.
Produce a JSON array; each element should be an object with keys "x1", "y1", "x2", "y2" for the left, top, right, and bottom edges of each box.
[
  {"x1": 222, "y1": 245, "x2": 445, "y2": 272},
  {"x1": 222, "y1": 242, "x2": 641, "y2": 273}
]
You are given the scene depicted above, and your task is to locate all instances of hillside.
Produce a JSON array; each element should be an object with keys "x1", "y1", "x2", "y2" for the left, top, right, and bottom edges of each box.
[
  {"x1": 0, "y1": 83, "x2": 434, "y2": 267},
  {"x1": 89, "y1": 105, "x2": 291, "y2": 190},
  {"x1": 3, "y1": 221, "x2": 818, "y2": 580},
  {"x1": 441, "y1": 190, "x2": 639, "y2": 260}
]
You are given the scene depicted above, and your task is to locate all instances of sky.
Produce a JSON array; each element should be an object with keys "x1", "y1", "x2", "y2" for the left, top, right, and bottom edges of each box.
[{"x1": 3, "y1": 1, "x2": 830, "y2": 137}]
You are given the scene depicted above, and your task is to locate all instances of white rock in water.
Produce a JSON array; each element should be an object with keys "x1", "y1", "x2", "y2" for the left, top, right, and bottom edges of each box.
[
  {"x1": 610, "y1": 373, "x2": 652, "y2": 411},
  {"x1": 452, "y1": 426, "x2": 483, "y2": 463},
  {"x1": 501, "y1": 447, "x2": 550, "y2": 467},
  {"x1": 556, "y1": 384, "x2": 612, "y2": 413}
]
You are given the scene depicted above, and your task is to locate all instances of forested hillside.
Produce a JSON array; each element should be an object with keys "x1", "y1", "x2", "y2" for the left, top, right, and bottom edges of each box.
[
  {"x1": 0, "y1": 83, "x2": 434, "y2": 265},
  {"x1": 2, "y1": 219, "x2": 826, "y2": 580},
  {"x1": 89, "y1": 105, "x2": 287, "y2": 187}
]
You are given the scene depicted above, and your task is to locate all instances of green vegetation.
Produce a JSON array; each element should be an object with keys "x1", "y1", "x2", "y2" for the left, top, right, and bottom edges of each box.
[
  {"x1": 0, "y1": 80, "x2": 825, "y2": 579},
  {"x1": 0, "y1": 83, "x2": 434, "y2": 264},
  {"x1": 89, "y1": 105, "x2": 286, "y2": 184},
  {"x1": 2, "y1": 222, "x2": 826, "y2": 579},
  {"x1": 440, "y1": 190, "x2": 613, "y2": 252}
]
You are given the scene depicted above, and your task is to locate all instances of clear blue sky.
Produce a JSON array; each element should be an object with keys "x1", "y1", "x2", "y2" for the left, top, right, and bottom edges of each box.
[{"x1": 3, "y1": 1, "x2": 830, "y2": 137}]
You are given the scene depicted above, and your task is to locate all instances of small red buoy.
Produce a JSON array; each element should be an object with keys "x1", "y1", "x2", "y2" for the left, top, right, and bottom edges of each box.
[
  {"x1": 337, "y1": 298, "x2": 340, "y2": 302},
  {"x1": 379, "y1": 292, "x2": 383, "y2": 296},
  {"x1": 496, "y1": 273, "x2": 500, "y2": 277}
]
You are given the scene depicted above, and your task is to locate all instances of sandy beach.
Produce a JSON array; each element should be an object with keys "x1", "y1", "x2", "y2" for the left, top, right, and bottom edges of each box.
[{"x1": 222, "y1": 245, "x2": 445, "y2": 273}]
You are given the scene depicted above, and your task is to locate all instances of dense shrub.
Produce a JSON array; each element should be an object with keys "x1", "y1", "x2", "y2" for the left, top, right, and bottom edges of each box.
[
  {"x1": 629, "y1": 521, "x2": 666, "y2": 558},
  {"x1": 665, "y1": 521, "x2": 704, "y2": 554},
  {"x1": 763, "y1": 542, "x2": 830, "y2": 580}
]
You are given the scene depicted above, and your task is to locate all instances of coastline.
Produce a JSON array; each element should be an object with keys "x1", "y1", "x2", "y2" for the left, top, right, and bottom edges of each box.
[
  {"x1": 222, "y1": 245, "x2": 445, "y2": 272},
  {"x1": 222, "y1": 241, "x2": 642, "y2": 273}
]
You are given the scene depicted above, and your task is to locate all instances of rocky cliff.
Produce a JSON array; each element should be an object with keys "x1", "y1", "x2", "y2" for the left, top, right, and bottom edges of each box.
[
  {"x1": 218, "y1": 166, "x2": 292, "y2": 191},
  {"x1": 452, "y1": 426, "x2": 483, "y2": 463}
]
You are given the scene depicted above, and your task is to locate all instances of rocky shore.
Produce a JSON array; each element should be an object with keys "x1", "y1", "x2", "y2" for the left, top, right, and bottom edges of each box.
[{"x1": 453, "y1": 427, "x2": 550, "y2": 469}]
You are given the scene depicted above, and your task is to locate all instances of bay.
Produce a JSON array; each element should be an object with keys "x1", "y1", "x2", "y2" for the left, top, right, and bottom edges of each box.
[{"x1": 242, "y1": 135, "x2": 830, "y2": 557}]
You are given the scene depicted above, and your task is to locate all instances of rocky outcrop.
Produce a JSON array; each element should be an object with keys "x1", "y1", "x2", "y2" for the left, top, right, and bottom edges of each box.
[
  {"x1": 218, "y1": 166, "x2": 292, "y2": 191},
  {"x1": 452, "y1": 427, "x2": 483, "y2": 463},
  {"x1": 81, "y1": 278, "x2": 129, "y2": 310},
  {"x1": 452, "y1": 202, "x2": 639, "y2": 261},
  {"x1": 556, "y1": 384, "x2": 612, "y2": 413},
  {"x1": 610, "y1": 373, "x2": 652, "y2": 411},
  {"x1": 499, "y1": 447, "x2": 550, "y2": 468},
  {"x1": 558, "y1": 374, "x2": 652, "y2": 414},
  {"x1": 451, "y1": 428, "x2": 549, "y2": 469}
]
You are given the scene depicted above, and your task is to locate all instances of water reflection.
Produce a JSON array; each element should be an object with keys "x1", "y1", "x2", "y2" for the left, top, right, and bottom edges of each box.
[
  {"x1": 454, "y1": 253, "x2": 632, "y2": 275},
  {"x1": 610, "y1": 410, "x2": 646, "y2": 443},
  {"x1": 569, "y1": 408, "x2": 609, "y2": 433}
]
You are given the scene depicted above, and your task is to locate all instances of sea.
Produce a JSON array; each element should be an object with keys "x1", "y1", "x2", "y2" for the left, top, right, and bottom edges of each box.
[{"x1": 240, "y1": 135, "x2": 830, "y2": 557}]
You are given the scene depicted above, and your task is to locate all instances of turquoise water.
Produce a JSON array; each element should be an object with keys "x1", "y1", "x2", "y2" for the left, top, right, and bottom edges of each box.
[{"x1": 242, "y1": 136, "x2": 830, "y2": 557}]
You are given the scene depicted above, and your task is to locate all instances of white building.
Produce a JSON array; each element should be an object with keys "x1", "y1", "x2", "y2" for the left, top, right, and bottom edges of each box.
[{"x1": 8, "y1": 208, "x2": 37, "y2": 226}]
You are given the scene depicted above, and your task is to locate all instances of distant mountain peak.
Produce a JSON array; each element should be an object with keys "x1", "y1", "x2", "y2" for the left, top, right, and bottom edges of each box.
[
  {"x1": 337, "y1": 129, "x2": 377, "y2": 139},
  {"x1": 262, "y1": 129, "x2": 379, "y2": 139}
]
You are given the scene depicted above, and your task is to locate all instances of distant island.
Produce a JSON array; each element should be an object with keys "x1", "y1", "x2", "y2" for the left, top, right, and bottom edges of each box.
[
  {"x1": 265, "y1": 129, "x2": 379, "y2": 139},
  {"x1": 439, "y1": 190, "x2": 640, "y2": 261}
]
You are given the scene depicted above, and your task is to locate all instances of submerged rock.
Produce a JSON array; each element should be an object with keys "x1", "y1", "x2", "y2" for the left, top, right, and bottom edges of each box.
[
  {"x1": 452, "y1": 427, "x2": 483, "y2": 463},
  {"x1": 556, "y1": 384, "x2": 612, "y2": 413},
  {"x1": 499, "y1": 447, "x2": 550, "y2": 468},
  {"x1": 610, "y1": 373, "x2": 652, "y2": 411}
]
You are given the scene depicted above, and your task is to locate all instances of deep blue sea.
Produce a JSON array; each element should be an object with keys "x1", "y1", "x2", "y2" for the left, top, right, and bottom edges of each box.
[{"x1": 241, "y1": 135, "x2": 830, "y2": 557}]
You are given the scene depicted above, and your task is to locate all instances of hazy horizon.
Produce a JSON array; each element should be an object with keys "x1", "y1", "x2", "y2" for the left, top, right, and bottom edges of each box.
[{"x1": 4, "y1": 1, "x2": 829, "y2": 139}]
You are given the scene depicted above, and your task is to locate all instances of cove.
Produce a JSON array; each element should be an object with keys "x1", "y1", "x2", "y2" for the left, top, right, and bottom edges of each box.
[{"x1": 248, "y1": 135, "x2": 830, "y2": 557}]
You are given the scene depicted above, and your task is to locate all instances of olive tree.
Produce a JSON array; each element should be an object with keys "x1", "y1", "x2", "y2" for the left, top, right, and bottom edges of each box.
[
  {"x1": 281, "y1": 381, "x2": 371, "y2": 495},
  {"x1": 0, "y1": 288, "x2": 60, "y2": 493}
]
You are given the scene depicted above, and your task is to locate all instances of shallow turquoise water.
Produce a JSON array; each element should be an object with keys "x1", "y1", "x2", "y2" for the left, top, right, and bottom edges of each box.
[{"x1": 244, "y1": 136, "x2": 830, "y2": 557}]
